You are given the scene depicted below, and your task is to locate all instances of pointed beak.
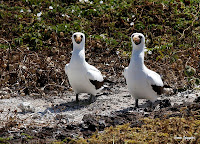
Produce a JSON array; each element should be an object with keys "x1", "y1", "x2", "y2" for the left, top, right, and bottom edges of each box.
[
  {"x1": 74, "y1": 34, "x2": 82, "y2": 44},
  {"x1": 132, "y1": 35, "x2": 142, "y2": 45}
]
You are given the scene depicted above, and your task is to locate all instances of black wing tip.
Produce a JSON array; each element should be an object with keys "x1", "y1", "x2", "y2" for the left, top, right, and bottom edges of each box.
[
  {"x1": 151, "y1": 85, "x2": 164, "y2": 95},
  {"x1": 90, "y1": 80, "x2": 104, "y2": 89}
]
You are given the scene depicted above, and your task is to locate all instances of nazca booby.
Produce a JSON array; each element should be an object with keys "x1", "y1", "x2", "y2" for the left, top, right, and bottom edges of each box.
[
  {"x1": 65, "y1": 32, "x2": 104, "y2": 102},
  {"x1": 123, "y1": 33, "x2": 164, "y2": 107}
]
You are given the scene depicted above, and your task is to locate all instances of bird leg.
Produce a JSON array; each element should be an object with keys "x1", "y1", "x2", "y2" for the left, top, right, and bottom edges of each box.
[
  {"x1": 149, "y1": 101, "x2": 156, "y2": 110},
  {"x1": 135, "y1": 99, "x2": 139, "y2": 108},
  {"x1": 149, "y1": 101, "x2": 153, "y2": 109},
  {"x1": 146, "y1": 101, "x2": 154, "y2": 112},
  {"x1": 76, "y1": 94, "x2": 79, "y2": 102}
]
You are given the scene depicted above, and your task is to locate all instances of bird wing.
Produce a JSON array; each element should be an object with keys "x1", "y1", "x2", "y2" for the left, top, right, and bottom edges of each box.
[
  {"x1": 86, "y1": 63, "x2": 104, "y2": 89},
  {"x1": 86, "y1": 63, "x2": 103, "y2": 82},
  {"x1": 65, "y1": 63, "x2": 69, "y2": 75},
  {"x1": 146, "y1": 69, "x2": 163, "y2": 87},
  {"x1": 123, "y1": 67, "x2": 128, "y2": 78},
  {"x1": 146, "y1": 68, "x2": 164, "y2": 95}
]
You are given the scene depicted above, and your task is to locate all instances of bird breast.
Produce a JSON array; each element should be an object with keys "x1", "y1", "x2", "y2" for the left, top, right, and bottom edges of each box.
[{"x1": 126, "y1": 70, "x2": 148, "y2": 89}]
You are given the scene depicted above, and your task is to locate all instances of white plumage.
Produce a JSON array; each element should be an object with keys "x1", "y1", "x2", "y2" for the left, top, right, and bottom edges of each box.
[
  {"x1": 65, "y1": 32, "x2": 104, "y2": 102},
  {"x1": 123, "y1": 33, "x2": 164, "y2": 107}
]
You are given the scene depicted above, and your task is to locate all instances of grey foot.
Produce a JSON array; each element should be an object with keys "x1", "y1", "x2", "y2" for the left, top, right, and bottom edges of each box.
[
  {"x1": 144, "y1": 101, "x2": 154, "y2": 112},
  {"x1": 149, "y1": 101, "x2": 153, "y2": 108},
  {"x1": 89, "y1": 95, "x2": 96, "y2": 103}
]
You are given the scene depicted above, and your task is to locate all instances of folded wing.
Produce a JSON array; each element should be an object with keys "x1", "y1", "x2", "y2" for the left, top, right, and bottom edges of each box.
[
  {"x1": 146, "y1": 69, "x2": 164, "y2": 95},
  {"x1": 86, "y1": 64, "x2": 104, "y2": 89}
]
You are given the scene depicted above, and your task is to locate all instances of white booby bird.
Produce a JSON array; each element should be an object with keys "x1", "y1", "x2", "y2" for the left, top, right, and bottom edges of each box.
[
  {"x1": 123, "y1": 33, "x2": 164, "y2": 108},
  {"x1": 65, "y1": 32, "x2": 104, "y2": 102}
]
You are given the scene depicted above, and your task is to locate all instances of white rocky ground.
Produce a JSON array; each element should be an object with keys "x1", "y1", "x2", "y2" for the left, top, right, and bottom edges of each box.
[{"x1": 0, "y1": 86, "x2": 199, "y2": 131}]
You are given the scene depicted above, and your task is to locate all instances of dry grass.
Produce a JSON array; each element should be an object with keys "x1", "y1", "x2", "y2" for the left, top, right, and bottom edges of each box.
[{"x1": 67, "y1": 116, "x2": 200, "y2": 144}]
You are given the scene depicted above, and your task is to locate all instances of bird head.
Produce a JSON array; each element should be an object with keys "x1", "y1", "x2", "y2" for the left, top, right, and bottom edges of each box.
[
  {"x1": 131, "y1": 33, "x2": 145, "y2": 50},
  {"x1": 72, "y1": 32, "x2": 85, "y2": 47}
]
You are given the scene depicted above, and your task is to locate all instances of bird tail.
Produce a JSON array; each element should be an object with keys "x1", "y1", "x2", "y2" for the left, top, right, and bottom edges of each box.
[
  {"x1": 103, "y1": 78, "x2": 115, "y2": 83},
  {"x1": 163, "y1": 85, "x2": 172, "y2": 88}
]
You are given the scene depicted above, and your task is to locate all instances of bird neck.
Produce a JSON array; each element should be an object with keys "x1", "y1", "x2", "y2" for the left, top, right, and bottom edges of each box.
[
  {"x1": 129, "y1": 48, "x2": 144, "y2": 69},
  {"x1": 71, "y1": 46, "x2": 86, "y2": 64}
]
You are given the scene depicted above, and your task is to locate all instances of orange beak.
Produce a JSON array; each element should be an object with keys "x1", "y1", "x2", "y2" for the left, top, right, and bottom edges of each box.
[
  {"x1": 133, "y1": 36, "x2": 141, "y2": 45},
  {"x1": 75, "y1": 34, "x2": 82, "y2": 44}
]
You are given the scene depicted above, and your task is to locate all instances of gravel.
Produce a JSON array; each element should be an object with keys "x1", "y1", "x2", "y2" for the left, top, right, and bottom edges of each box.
[
  {"x1": 0, "y1": 85, "x2": 199, "y2": 127},
  {"x1": 0, "y1": 81, "x2": 199, "y2": 142}
]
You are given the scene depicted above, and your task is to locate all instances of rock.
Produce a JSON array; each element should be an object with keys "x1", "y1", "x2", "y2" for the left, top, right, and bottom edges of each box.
[
  {"x1": 0, "y1": 90, "x2": 8, "y2": 95},
  {"x1": 18, "y1": 102, "x2": 35, "y2": 113},
  {"x1": 55, "y1": 114, "x2": 69, "y2": 124},
  {"x1": 166, "y1": 112, "x2": 182, "y2": 118},
  {"x1": 31, "y1": 114, "x2": 41, "y2": 119},
  {"x1": 194, "y1": 96, "x2": 200, "y2": 103},
  {"x1": 82, "y1": 114, "x2": 99, "y2": 137},
  {"x1": 0, "y1": 90, "x2": 10, "y2": 99},
  {"x1": 66, "y1": 124, "x2": 77, "y2": 130},
  {"x1": 164, "y1": 88, "x2": 174, "y2": 95},
  {"x1": 98, "y1": 120, "x2": 106, "y2": 131},
  {"x1": 55, "y1": 133, "x2": 69, "y2": 141},
  {"x1": 30, "y1": 93, "x2": 41, "y2": 98},
  {"x1": 130, "y1": 120, "x2": 144, "y2": 128},
  {"x1": 159, "y1": 99, "x2": 171, "y2": 109},
  {"x1": 20, "y1": 93, "x2": 26, "y2": 96},
  {"x1": 167, "y1": 104, "x2": 180, "y2": 112},
  {"x1": 144, "y1": 112, "x2": 150, "y2": 117}
]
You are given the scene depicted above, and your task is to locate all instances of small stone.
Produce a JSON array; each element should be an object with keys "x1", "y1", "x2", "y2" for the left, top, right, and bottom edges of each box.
[
  {"x1": 32, "y1": 114, "x2": 41, "y2": 119},
  {"x1": 164, "y1": 88, "x2": 173, "y2": 95},
  {"x1": 0, "y1": 90, "x2": 8, "y2": 95},
  {"x1": 159, "y1": 99, "x2": 171, "y2": 109},
  {"x1": 55, "y1": 114, "x2": 63, "y2": 120},
  {"x1": 9, "y1": 64, "x2": 14, "y2": 71},
  {"x1": 46, "y1": 57, "x2": 51, "y2": 62},
  {"x1": 60, "y1": 55, "x2": 65, "y2": 61},
  {"x1": 51, "y1": 47, "x2": 58, "y2": 53},
  {"x1": 20, "y1": 92, "x2": 26, "y2": 96},
  {"x1": 2, "y1": 63, "x2": 7, "y2": 68},
  {"x1": 144, "y1": 112, "x2": 150, "y2": 117},
  {"x1": 38, "y1": 69, "x2": 43, "y2": 75},
  {"x1": 30, "y1": 93, "x2": 40, "y2": 98},
  {"x1": 60, "y1": 32, "x2": 64, "y2": 37},
  {"x1": 22, "y1": 65, "x2": 27, "y2": 70},
  {"x1": 49, "y1": 6, "x2": 53, "y2": 10},
  {"x1": 18, "y1": 102, "x2": 35, "y2": 113},
  {"x1": 60, "y1": 119, "x2": 68, "y2": 124},
  {"x1": 0, "y1": 90, "x2": 10, "y2": 99}
]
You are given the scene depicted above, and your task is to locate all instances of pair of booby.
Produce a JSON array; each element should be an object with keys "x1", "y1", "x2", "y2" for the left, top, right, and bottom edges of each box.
[{"x1": 65, "y1": 32, "x2": 164, "y2": 108}]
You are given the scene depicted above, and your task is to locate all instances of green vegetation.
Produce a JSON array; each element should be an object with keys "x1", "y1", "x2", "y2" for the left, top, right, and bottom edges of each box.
[
  {"x1": 0, "y1": 0, "x2": 199, "y2": 50},
  {"x1": 67, "y1": 117, "x2": 200, "y2": 144},
  {"x1": 0, "y1": 137, "x2": 11, "y2": 143}
]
